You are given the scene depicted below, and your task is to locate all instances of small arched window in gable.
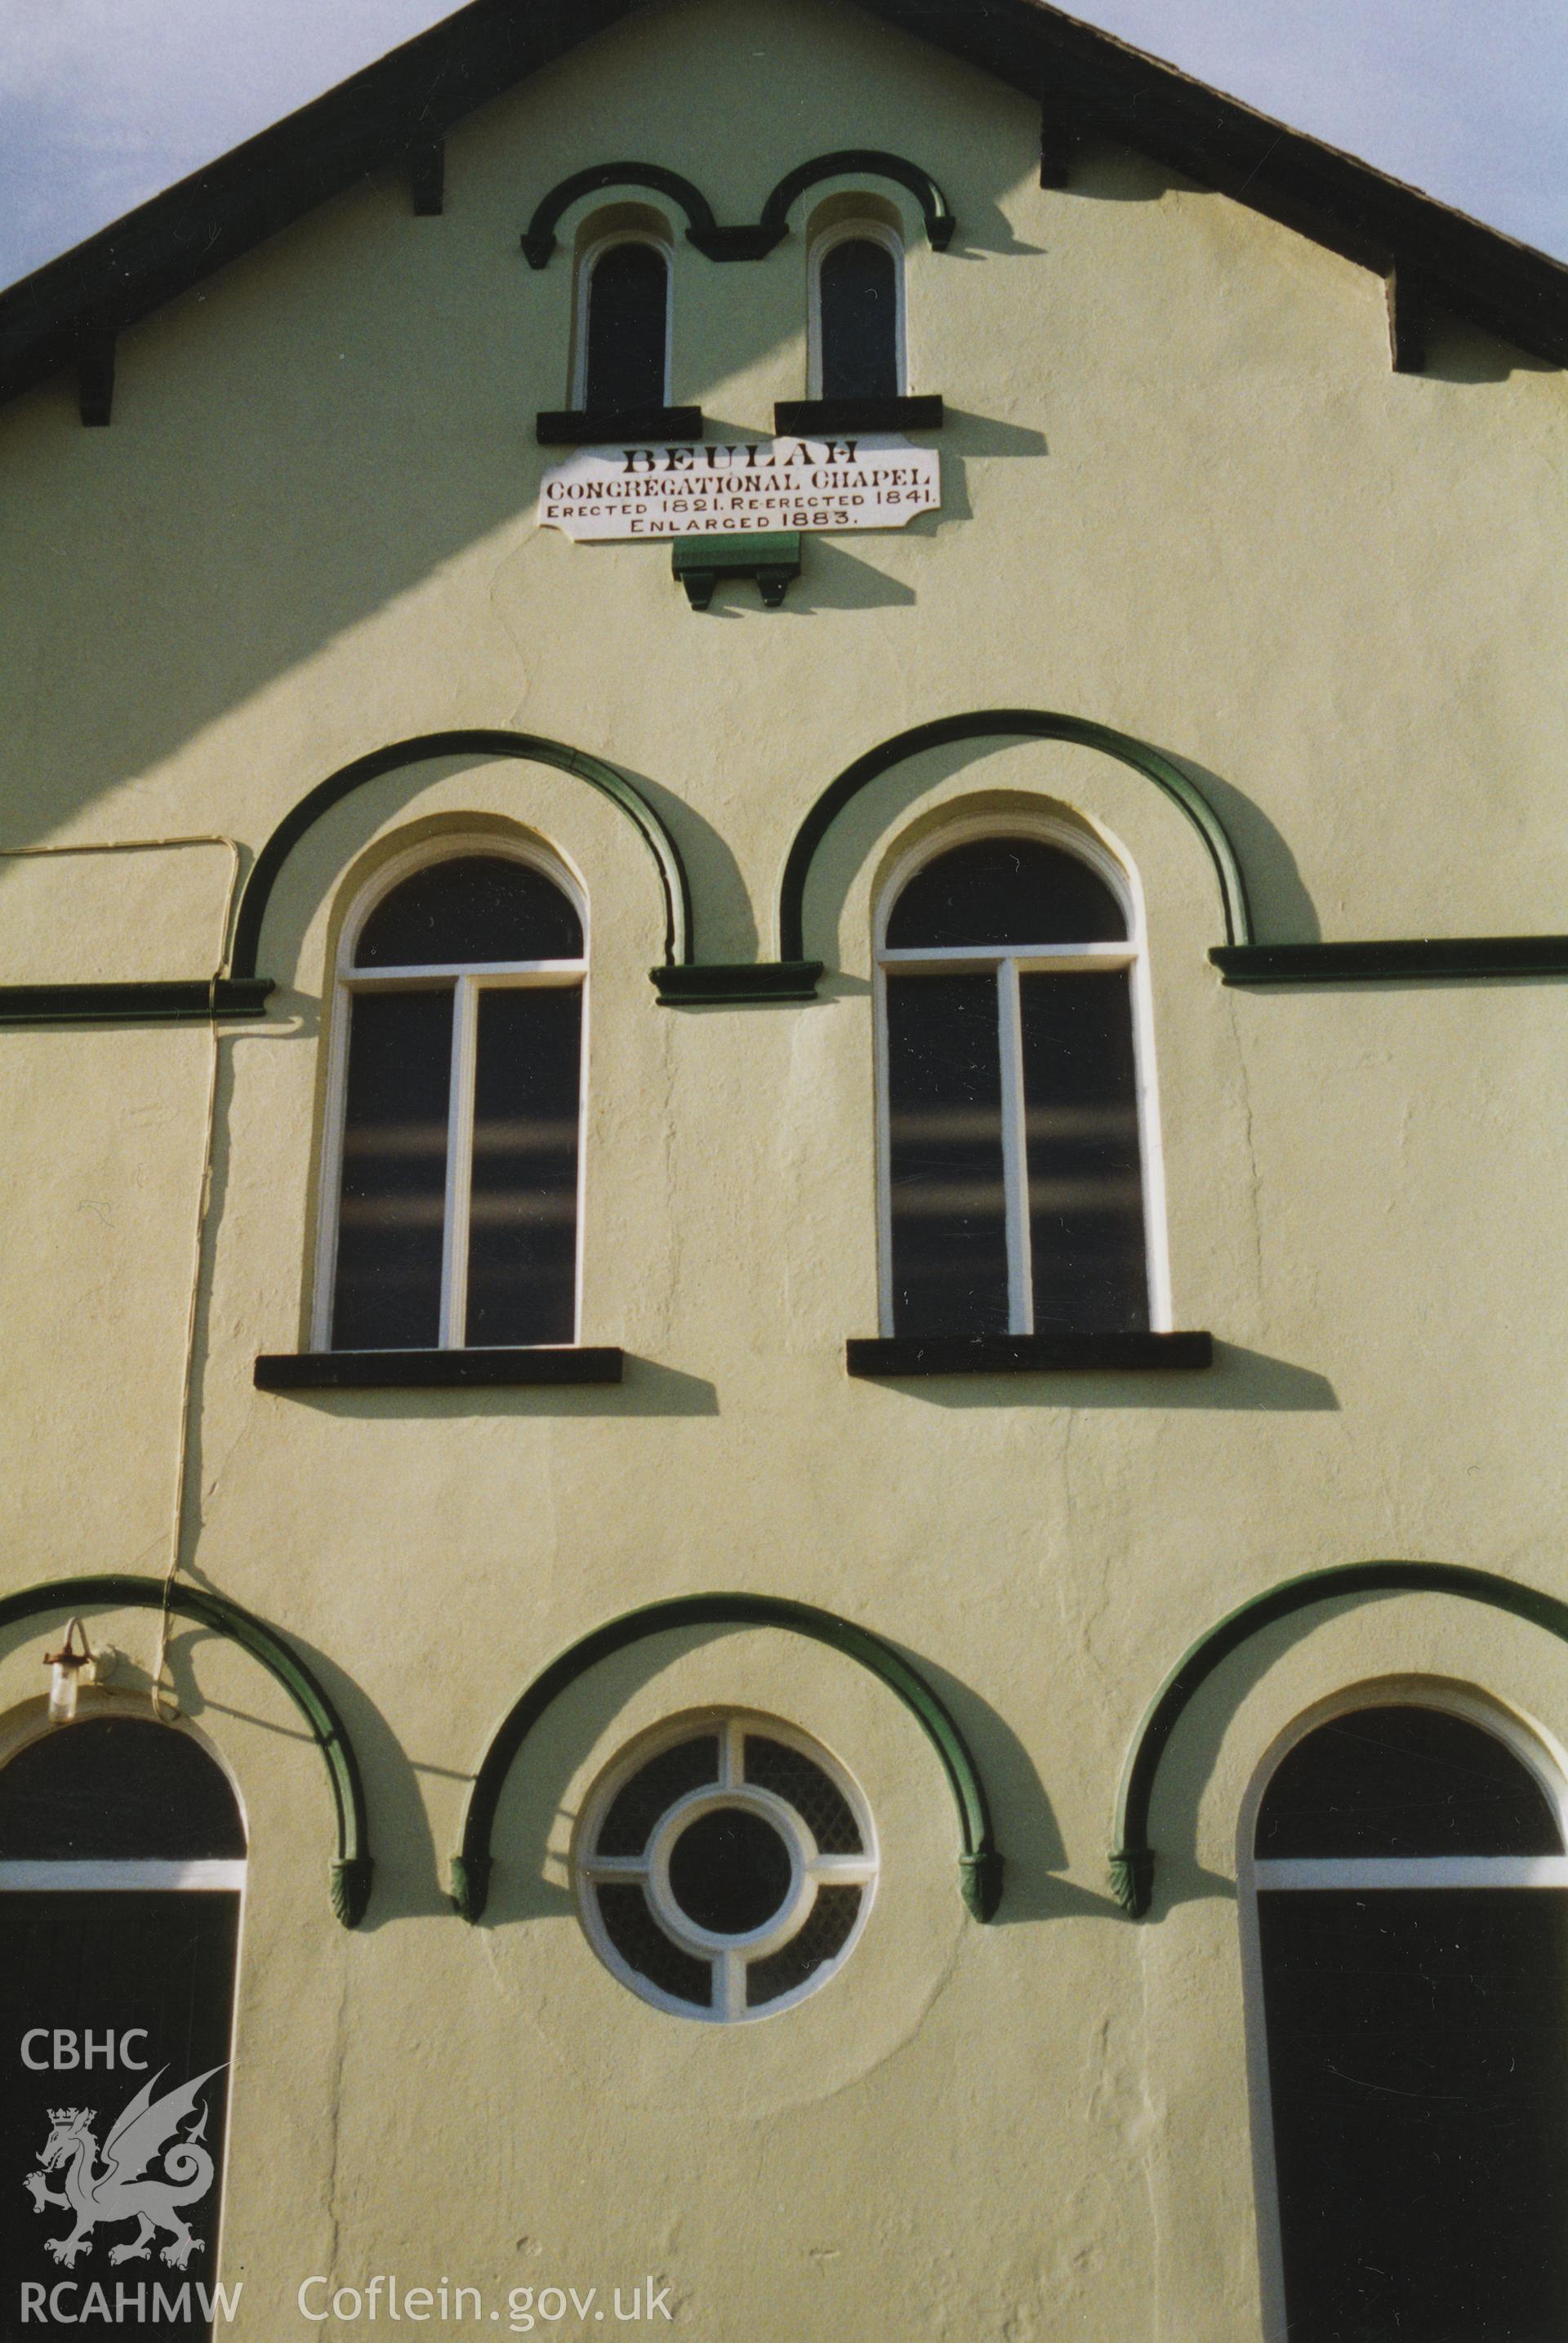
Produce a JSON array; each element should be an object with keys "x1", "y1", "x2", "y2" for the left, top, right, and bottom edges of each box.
[
  {"x1": 0, "y1": 1717, "x2": 246, "y2": 2331},
  {"x1": 323, "y1": 848, "x2": 586, "y2": 1355},
  {"x1": 810, "y1": 222, "x2": 903, "y2": 401},
  {"x1": 1246, "y1": 1701, "x2": 1568, "y2": 2342},
  {"x1": 577, "y1": 232, "x2": 671, "y2": 414},
  {"x1": 876, "y1": 826, "x2": 1158, "y2": 1339}
]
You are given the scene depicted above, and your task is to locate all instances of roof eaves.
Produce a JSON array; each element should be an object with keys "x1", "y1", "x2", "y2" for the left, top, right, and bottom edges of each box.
[
  {"x1": 2, "y1": 0, "x2": 1566, "y2": 416},
  {"x1": 0, "y1": 0, "x2": 646, "y2": 411},
  {"x1": 859, "y1": 0, "x2": 1568, "y2": 367}
]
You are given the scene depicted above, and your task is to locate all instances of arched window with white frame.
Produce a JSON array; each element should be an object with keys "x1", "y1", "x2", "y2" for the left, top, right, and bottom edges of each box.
[
  {"x1": 874, "y1": 821, "x2": 1163, "y2": 1339},
  {"x1": 320, "y1": 844, "x2": 586, "y2": 1354},
  {"x1": 1241, "y1": 1695, "x2": 1568, "y2": 2343},
  {"x1": 806, "y1": 216, "x2": 904, "y2": 403},
  {"x1": 573, "y1": 223, "x2": 673, "y2": 415},
  {"x1": 808, "y1": 218, "x2": 905, "y2": 403}
]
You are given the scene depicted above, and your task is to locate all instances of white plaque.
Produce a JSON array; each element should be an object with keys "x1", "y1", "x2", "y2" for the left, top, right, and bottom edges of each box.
[{"x1": 538, "y1": 434, "x2": 940, "y2": 541}]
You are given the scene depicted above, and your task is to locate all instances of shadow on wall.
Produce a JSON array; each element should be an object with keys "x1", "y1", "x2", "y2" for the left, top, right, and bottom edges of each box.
[
  {"x1": 866, "y1": 1345, "x2": 1337, "y2": 1413},
  {"x1": 1134, "y1": 1590, "x2": 1412, "y2": 1916},
  {"x1": 1179, "y1": 759, "x2": 1321, "y2": 945},
  {"x1": 261, "y1": 1356, "x2": 721, "y2": 1423},
  {"x1": 1, "y1": 42, "x2": 1111, "y2": 847},
  {"x1": 906, "y1": 1648, "x2": 1125, "y2": 1923},
  {"x1": 162, "y1": 1616, "x2": 444, "y2": 1931},
  {"x1": 475, "y1": 1620, "x2": 1033, "y2": 1931}
]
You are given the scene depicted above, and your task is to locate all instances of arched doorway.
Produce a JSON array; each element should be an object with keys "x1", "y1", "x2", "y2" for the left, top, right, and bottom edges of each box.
[
  {"x1": 0, "y1": 1713, "x2": 245, "y2": 2339},
  {"x1": 1243, "y1": 1696, "x2": 1568, "y2": 2341}
]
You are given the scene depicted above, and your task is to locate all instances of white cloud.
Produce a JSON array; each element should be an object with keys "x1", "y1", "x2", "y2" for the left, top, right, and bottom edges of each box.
[{"x1": 0, "y1": 0, "x2": 454, "y2": 283}]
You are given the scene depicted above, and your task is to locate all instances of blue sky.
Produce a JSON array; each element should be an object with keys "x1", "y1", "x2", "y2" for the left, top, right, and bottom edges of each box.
[{"x1": 1, "y1": 0, "x2": 1565, "y2": 291}]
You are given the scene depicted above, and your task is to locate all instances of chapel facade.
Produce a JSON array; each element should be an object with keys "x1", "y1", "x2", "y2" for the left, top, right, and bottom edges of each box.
[{"x1": 2, "y1": 3, "x2": 1568, "y2": 2337}]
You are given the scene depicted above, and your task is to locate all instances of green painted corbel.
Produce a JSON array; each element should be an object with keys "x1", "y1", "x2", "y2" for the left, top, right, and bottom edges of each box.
[
  {"x1": 1111, "y1": 1559, "x2": 1568, "y2": 1917},
  {"x1": 452, "y1": 1592, "x2": 1002, "y2": 1925},
  {"x1": 448, "y1": 1851, "x2": 489, "y2": 1926},
  {"x1": 0, "y1": 1574, "x2": 373, "y2": 1928},
  {"x1": 959, "y1": 1847, "x2": 1004, "y2": 1922}
]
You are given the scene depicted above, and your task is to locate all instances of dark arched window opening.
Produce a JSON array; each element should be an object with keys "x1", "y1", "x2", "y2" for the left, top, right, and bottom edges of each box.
[
  {"x1": 0, "y1": 1717, "x2": 246, "y2": 2342},
  {"x1": 816, "y1": 234, "x2": 900, "y2": 402},
  {"x1": 327, "y1": 850, "x2": 586, "y2": 1353},
  {"x1": 582, "y1": 240, "x2": 669, "y2": 412},
  {"x1": 878, "y1": 832, "x2": 1152, "y2": 1338},
  {"x1": 1250, "y1": 1703, "x2": 1568, "y2": 2342}
]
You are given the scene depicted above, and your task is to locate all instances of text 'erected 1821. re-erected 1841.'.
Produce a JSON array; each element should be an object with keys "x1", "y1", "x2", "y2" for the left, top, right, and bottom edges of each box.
[{"x1": 538, "y1": 436, "x2": 941, "y2": 541}]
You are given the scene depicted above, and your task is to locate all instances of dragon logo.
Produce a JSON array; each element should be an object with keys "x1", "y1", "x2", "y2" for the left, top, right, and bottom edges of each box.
[{"x1": 24, "y1": 2066, "x2": 224, "y2": 2270}]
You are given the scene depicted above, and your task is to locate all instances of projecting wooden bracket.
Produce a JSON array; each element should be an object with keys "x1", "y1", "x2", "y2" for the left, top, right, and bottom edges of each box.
[
  {"x1": 77, "y1": 332, "x2": 115, "y2": 426},
  {"x1": 1385, "y1": 265, "x2": 1428, "y2": 373},
  {"x1": 409, "y1": 140, "x2": 445, "y2": 216}
]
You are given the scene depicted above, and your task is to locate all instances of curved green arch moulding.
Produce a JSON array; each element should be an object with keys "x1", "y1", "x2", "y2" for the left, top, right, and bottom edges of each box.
[
  {"x1": 521, "y1": 162, "x2": 721, "y2": 266},
  {"x1": 1111, "y1": 1559, "x2": 1568, "y2": 1917},
  {"x1": 452, "y1": 1592, "x2": 1003, "y2": 1924},
  {"x1": 758, "y1": 150, "x2": 956, "y2": 249},
  {"x1": 519, "y1": 150, "x2": 955, "y2": 268},
  {"x1": 778, "y1": 709, "x2": 1254, "y2": 968},
  {"x1": 230, "y1": 729, "x2": 694, "y2": 981},
  {"x1": 0, "y1": 1575, "x2": 372, "y2": 1927}
]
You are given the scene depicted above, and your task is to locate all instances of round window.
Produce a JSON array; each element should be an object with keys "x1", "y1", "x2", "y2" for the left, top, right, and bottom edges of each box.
[{"x1": 576, "y1": 1714, "x2": 877, "y2": 2020}]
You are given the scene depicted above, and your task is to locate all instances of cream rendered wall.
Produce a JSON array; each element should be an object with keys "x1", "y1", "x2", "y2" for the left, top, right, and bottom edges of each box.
[{"x1": 1, "y1": 0, "x2": 1567, "y2": 2335}]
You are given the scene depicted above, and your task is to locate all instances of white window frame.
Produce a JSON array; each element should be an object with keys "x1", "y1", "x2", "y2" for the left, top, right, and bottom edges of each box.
[
  {"x1": 575, "y1": 1710, "x2": 878, "y2": 2024},
  {"x1": 313, "y1": 836, "x2": 589, "y2": 1353},
  {"x1": 872, "y1": 811, "x2": 1171, "y2": 1339},
  {"x1": 571, "y1": 225, "x2": 675, "y2": 409},
  {"x1": 1236, "y1": 1683, "x2": 1568, "y2": 2343},
  {"x1": 807, "y1": 216, "x2": 907, "y2": 399}
]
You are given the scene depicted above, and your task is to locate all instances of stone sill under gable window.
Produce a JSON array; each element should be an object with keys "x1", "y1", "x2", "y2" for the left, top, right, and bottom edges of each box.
[{"x1": 536, "y1": 405, "x2": 703, "y2": 447}]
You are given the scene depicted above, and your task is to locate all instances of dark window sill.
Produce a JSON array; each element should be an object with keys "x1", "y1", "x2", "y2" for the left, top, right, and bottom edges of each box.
[
  {"x1": 536, "y1": 406, "x2": 703, "y2": 447},
  {"x1": 774, "y1": 394, "x2": 943, "y2": 435},
  {"x1": 256, "y1": 1347, "x2": 624, "y2": 1391},
  {"x1": 846, "y1": 1332, "x2": 1213, "y2": 1379},
  {"x1": 0, "y1": 978, "x2": 273, "y2": 1027}
]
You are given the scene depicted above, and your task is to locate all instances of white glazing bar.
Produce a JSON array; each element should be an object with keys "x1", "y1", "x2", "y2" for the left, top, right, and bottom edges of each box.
[
  {"x1": 878, "y1": 942, "x2": 1134, "y2": 970},
  {"x1": 807, "y1": 1855, "x2": 877, "y2": 1883},
  {"x1": 873, "y1": 968, "x2": 896, "y2": 1338},
  {"x1": 570, "y1": 973, "x2": 588, "y2": 1346},
  {"x1": 0, "y1": 1860, "x2": 247, "y2": 1891},
  {"x1": 720, "y1": 1719, "x2": 743, "y2": 1789},
  {"x1": 996, "y1": 956, "x2": 1032, "y2": 1333},
  {"x1": 439, "y1": 974, "x2": 479, "y2": 1347},
  {"x1": 349, "y1": 960, "x2": 586, "y2": 988},
  {"x1": 719, "y1": 1947, "x2": 746, "y2": 2021},
  {"x1": 1254, "y1": 1856, "x2": 1568, "y2": 1890}
]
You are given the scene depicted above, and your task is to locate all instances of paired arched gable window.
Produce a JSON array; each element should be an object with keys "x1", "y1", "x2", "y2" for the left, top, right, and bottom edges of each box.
[
  {"x1": 875, "y1": 827, "x2": 1157, "y2": 1338},
  {"x1": 323, "y1": 849, "x2": 586, "y2": 1354},
  {"x1": 1246, "y1": 1700, "x2": 1568, "y2": 2341},
  {"x1": 809, "y1": 220, "x2": 904, "y2": 401},
  {"x1": 0, "y1": 1717, "x2": 245, "y2": 2331},
  {"x1": 575, "y1": 229, "x2": 671, "y2": 413}
]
